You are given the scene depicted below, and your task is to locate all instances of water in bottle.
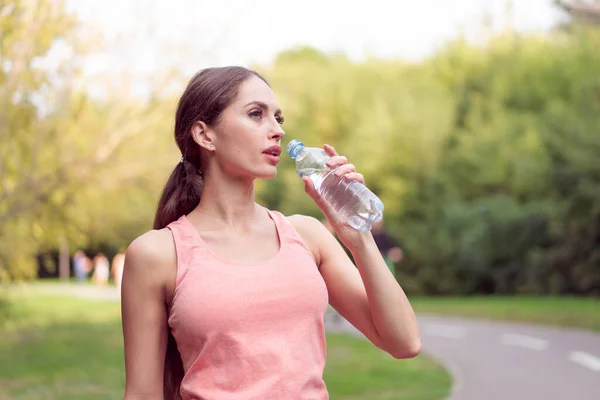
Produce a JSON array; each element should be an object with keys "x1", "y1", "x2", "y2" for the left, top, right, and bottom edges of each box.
[{"x1": 286, "y1": 139, "x2": 384, "y2": 232}]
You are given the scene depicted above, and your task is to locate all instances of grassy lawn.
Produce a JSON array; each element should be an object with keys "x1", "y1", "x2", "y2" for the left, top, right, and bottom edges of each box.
[
  {"x1": 325, "y1": 335, "x2": 450, "y2": 400},
  {"x1": 0, "y1": 292, "x2": 451, "y2": 400},
  {"x1": 411, "y1": 295, "x2": 600, "y2": 332}
]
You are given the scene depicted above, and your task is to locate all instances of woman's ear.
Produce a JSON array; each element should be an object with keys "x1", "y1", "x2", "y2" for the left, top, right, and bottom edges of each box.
[{"x1": 191, "y1": 121, "x2": 215, "y2": 151}]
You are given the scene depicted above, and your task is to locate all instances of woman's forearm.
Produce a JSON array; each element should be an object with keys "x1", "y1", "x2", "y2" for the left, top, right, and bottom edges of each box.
[{"x1": 348, "y1": 234, "x2": 421, "y2": 358}]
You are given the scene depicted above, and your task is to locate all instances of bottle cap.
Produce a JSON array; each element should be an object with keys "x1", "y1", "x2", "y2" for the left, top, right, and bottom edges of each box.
[{"x1": 286, "y1": 139, "x2": 305, "y2": 159}]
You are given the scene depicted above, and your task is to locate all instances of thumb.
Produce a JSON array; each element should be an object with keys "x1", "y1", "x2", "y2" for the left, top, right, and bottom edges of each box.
[{"x1": 302, "y1": 176, "x2": 318, "y2": 200}]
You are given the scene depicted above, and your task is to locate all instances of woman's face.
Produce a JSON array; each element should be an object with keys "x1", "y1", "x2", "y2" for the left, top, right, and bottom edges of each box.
[{"x1": 208, "y1": 75, "x2": 286, "y2": 180}]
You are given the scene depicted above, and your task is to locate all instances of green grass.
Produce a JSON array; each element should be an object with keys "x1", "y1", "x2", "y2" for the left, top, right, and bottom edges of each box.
[
  {"x1": 411, "y1": 295, "x2": 600, "y2": 332},
  {"x1": 0, "y1": 295, "x2": 125, "y2": 400},
  {"x1": 324, "y1": 335, "x2": 450, "y2": 400},
  {"x1": 0, "y1": 292, "x2": 451, "y2": 400}
]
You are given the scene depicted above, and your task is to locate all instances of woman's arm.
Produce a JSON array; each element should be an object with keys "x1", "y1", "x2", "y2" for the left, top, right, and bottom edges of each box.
[
  {"x1": 343, "y1": 230, "x2": 420, "y2": 357},
  {"x1": 291, "y1": 216, "x2": 421, "y2": 359},
  {"x1": 121, "y1": 229, "x2": 176, "y2": 399},
  {"x1": 292, "y1": 144, "x2": 421, "y2": 359}
]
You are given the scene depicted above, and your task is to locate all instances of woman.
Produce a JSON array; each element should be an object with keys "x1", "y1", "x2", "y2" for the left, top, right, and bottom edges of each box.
[
  {"x1": 73, "y1": 249, "x2": 91, "y2": 283},
  {"x1": 91, "y1": 252, "x2": 110, "y2": 286},
  {"x1": 121, "y1": 66, "x2": 421, "y2": 400}
]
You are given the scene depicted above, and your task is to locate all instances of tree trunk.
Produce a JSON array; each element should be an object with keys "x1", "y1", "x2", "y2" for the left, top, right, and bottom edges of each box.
[{"x1": 58, "y1": 236, "x2": 69, "y2": 281}]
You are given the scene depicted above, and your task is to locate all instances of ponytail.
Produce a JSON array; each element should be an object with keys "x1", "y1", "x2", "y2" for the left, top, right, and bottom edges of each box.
[
  {"x1": 153, "y1": 159, "x2": 203, "y2": 400},
  {"x1": 153, "y1": 160, "x2": 204, "y2": 230},
  {"x1": 163, "y1": 332, "x2": 184, "y2": 400}
]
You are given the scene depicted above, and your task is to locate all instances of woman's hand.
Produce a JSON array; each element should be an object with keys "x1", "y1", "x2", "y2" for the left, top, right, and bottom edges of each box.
[{"x1": 302, "y1": 144, "x2": 371, "y2": 250}]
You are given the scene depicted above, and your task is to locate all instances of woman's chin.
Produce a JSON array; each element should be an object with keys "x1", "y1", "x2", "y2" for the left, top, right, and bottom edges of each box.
[
  {"x1": 259, "y1": 173, "x2": 278, "y2": 180},
  {"x1": 255, "y1": 168, "x2": 278, "y2": 180}
]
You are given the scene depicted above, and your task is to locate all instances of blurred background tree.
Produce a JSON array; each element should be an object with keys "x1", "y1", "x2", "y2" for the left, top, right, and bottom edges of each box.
[
  {"x1": 0, "y1": 0, "x2": 179, "y2": 281},
  {"x1": 555, "y1": 0, "x2": 600, "y2": 26},
  {"x1": 2, "y1": 0, "x2": 599, "y2": 296}
]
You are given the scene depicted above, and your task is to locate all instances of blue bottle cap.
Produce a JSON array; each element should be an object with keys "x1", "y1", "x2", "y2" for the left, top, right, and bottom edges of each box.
[{"x1": 286, "y1": 139, "x2": 305, "y2": 159}]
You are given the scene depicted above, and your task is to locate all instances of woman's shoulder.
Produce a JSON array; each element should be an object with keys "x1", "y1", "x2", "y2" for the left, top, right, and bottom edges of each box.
[
  {"x1": 124, "y1": 228, "x2": 176, "y2": 278},
  {"x1": 284, "y1": 213, "x2": 324, "y2": 232},
  {"x1": 282, "y1": 213, "x2": 333, "y2": 258}
]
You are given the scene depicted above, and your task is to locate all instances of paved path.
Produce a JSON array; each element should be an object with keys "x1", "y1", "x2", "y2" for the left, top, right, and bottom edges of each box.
[
  {"x1": 326, "y1": 311, "x2": 600, "y2": 400},
  {"x1": 35, "y1": 283, "x2": 600, "y2": 400},
  {"x1": 33, "y1": 282, "x2": 121, "y2": 301}
]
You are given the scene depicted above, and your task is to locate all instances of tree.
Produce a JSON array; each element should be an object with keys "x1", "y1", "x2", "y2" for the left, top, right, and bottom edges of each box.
[
  {"x1": 556, "y1": 0, "x2": 600, "y2": 25},
  {"x1": 0, "y1": 0, "x2": 180, "y2": 280},
  {"x1": 1, "y1": 0, "x2": 84, "y2": 280}
]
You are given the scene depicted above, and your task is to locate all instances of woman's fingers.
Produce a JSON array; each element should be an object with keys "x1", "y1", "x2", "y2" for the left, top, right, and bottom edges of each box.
[
  {"x1": 326, "y1": 156, "x2": 348, "y2": 169},
  {"x1": 332, "y1": 163, "x2": 356, "y2": 176},
  {"x1": 341, "y1": 172, "x2": 365, "y2": 185},
  {"x1": 324, "y1": 144, "x2": 338, "y2": 157}
]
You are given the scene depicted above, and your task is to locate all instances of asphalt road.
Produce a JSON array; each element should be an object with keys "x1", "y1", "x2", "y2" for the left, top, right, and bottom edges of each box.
[
  {"x1": 326, "y1": 312, "x2": 600, "y2": 400},
  {"x1": 33, "y1": 283, "x2": 600, "y2": 400}
]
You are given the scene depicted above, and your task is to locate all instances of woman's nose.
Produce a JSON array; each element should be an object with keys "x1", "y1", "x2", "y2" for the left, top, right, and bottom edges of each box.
[{"x1": 270, "y1": 122, "x2": 285, "y2": 140}]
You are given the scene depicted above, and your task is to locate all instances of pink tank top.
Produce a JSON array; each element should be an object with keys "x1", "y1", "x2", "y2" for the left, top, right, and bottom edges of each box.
[{"x1": 166, "y1": 208, "x2": 330, "y2": 400}]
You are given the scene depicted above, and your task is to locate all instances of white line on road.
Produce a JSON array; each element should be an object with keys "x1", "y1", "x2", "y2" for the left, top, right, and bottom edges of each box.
[
  {"x1": 569, "y1": 351, "x2": 600, "y2": 372},
  {"x1": 422, "y1": 324, "x2": 466, "y2": 339},
  {"x1": 501, "y1": 333, "x2": 549, "y2": 351}
]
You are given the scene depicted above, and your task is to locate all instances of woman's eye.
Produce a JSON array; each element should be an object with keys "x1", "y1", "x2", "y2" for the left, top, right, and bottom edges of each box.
[
  {"x1": 276, "y1": 115, "x2": 285, "y2": 125},
  {"x1": 249, "y1": 109, "x2": 263, "y2": 120}
]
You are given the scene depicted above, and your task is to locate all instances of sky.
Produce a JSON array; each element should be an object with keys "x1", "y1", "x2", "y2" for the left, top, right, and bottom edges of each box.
[
  {"x1": 62, "y1": 0, "x2": 568, "y2": 98},
  {"x1": 67, "y1": 0, "x2": 566, "y2": 68}
]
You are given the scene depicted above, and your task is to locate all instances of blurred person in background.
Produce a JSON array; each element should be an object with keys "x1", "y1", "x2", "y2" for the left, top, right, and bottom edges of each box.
[
  {"x1": 323, "y1": 217, "x2": 403, "y2": 276},
  {"x1": 72, "y1": 249, "x2": 91, "y2": 283},
  {"x1": 120, "y1": 66, "x2": 421, "y2": 400},
  {"x1": 371, "y1": 219, "x2": 404, "y2": 278},
  {"x1": 91, "y1": 252, "x2": 110, "y2": 286}
]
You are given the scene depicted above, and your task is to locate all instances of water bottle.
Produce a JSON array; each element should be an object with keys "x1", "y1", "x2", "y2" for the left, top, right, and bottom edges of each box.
[{"x1": 286, "y1": 139, "x2": 384, "y2": 232}]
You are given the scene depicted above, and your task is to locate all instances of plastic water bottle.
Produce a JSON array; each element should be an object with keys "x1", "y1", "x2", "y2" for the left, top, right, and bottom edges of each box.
[{"x1": 286, "y1": 139, "x2": 384, "y2": 232}]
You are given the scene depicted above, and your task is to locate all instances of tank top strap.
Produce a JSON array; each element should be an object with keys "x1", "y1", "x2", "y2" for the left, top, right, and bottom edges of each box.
[
  {"x1": 265, "y1": 209, "x2": 315, "y2": 258},
  {"x1": 166, "y1": 215, "x2": 203, "y2": 287}
]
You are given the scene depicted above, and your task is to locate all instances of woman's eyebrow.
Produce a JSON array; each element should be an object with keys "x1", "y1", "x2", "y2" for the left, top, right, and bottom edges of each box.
[{"x1": 244, "y1": 100, "x2": 282, "y2": 114}]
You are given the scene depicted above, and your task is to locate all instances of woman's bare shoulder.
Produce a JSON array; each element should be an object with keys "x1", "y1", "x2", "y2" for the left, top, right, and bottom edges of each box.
[
  {"x1": 286, "y1": 214, "x2": 328, "y2": 235},
  {"x1": 124, "y1": 228, "x2": 176, "y2": 279},
  {"x1": 285, "y1": 214, "x2": 332, "y2": 263}
]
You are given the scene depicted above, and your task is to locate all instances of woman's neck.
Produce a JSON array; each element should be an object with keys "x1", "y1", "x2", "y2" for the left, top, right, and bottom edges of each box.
[{"x1": 193, "y1": 170, "x2": 259, "y2": 231}]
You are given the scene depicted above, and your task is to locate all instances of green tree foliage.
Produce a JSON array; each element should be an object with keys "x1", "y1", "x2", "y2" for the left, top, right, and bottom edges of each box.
[
  {"x1": 3, "y1": 2, "x2": 599, "y2": 295},
  {"x1": 259, "y1": 29, "x2": 600, "y2": 295},
  {"x1": 0, "y1": 0, "x2": 178, "y2": 280},
  {"x1": 556, "y1": 0, "x2": 600, "y2": 26},
  {"x1": 1, "y1": 0, "x2": 81, "y2": 280}
]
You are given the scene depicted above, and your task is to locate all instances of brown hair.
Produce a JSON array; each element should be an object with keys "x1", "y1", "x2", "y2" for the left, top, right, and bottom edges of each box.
[{"x1": 153, "y1": 66, "x2": 268, "y2": 400}]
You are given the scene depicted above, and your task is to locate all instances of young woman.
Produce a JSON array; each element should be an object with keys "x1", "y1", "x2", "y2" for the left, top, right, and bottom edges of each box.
[{"x1": 121, "y1": 66, "x2": 421, "y2": 400}]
